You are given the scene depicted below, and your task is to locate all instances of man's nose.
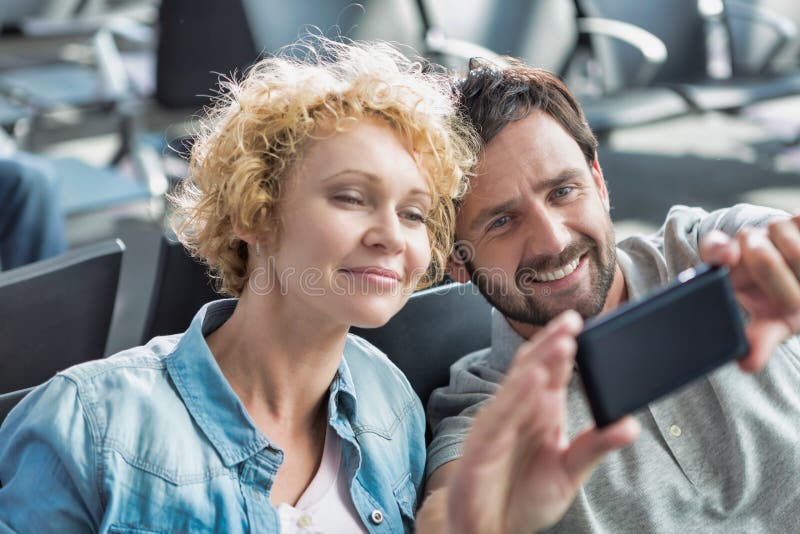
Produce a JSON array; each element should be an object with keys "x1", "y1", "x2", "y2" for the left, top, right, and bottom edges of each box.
[{"x1": 525, "y1": 207, "x2": 571, "y2": 257}]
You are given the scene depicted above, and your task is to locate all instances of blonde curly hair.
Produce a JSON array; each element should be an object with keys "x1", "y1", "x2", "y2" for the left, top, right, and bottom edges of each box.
[{"x1": 171, "y1": 37, "x2": 477, "y2": 296}]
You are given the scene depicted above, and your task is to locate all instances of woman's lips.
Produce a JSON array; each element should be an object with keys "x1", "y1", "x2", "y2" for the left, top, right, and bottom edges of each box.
[{"x1": 342, "y1": 267, "x2": 402, "y2": 288}]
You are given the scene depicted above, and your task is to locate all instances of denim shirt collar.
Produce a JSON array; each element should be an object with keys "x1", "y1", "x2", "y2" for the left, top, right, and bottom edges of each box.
[
  {"x1": 165, "y1": 299, "x2": 359, "y2": 468},
  {"x1": 327, "y1": 352, "x2": 358, "y2": 438}
]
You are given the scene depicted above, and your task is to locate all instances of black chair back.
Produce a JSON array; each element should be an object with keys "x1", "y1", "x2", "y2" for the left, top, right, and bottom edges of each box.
[
  {"x1": 156, "y1": 0, "x2": 259, "y2": 109},
  {"x1": 0, "y1": 386, "x2": 35, "y2": 427},
  {"x1": 141, "y1": 234, "x2": 221, "y2": 343},
  {"x1": 0, "y1": 239, "x2": 124, "y2": 393},
  {"x1": 351, "y1": 283, "x2": 492, "y2": 410}
]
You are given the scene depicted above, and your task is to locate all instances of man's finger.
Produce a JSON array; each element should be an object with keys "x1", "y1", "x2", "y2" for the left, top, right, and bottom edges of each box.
[
  {"x1": 472, "y1": 363, "x2": 551, "y2": 448},
  {"x1": 699, "y1": 230, "x2": 740, "y2": 267},
  {"x1": 562, "y1": 417, "x2": 641, "y2": 487},
  {"x1": 738, "y1": 229, "x2": 800, "y2": 312},
  {"x1": 543, "y1": 337, "x2": 577, "y2": 389},
  {"x1": 739, "y1": 320, "x2": 794, "y2": 373},
  {"x1": 768, "y1": 219, "x2": 800, "y2": 281},
  {"x1": 510, "y1": 311, "x2": 582, "y2": 375}
]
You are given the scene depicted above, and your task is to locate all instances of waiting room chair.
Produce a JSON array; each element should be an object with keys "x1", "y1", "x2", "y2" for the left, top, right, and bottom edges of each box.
[
  {"x1": 140, "y1": 233, "x2": 221, "y2": 343},
  {"x1": 578, "y1": 0, "x2": 800, "y2": 112},
  {"x1": 730, "y1": 0, "x2": 800, "y2": 74},
  {"x1": 0, "y1": 1, "x2": 165, "y2": 216},
  {"x1": 152, "y1": 0, "x2": 361, "y2": 182},
  {"x1": 0, "y1": 238, "x2": 124, "y2": 393},
  {"x1": 350, "y1": 283, "x2": 492, "y2": 411},
  {"x1": 414, "y1": 0, "x2": 693, "y2": 135},
  {"x1": 0, "y1": 386, "x2": 35, "y2": 427}
]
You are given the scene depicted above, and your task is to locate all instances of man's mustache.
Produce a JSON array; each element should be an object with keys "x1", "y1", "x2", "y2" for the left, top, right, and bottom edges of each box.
[{"x1": 515, "y1": 237, "x2": 596, "y2": 286}]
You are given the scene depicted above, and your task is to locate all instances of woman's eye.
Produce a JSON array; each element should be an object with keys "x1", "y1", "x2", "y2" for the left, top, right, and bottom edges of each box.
[
  {"x1": 402, "y1": 209, "x2": 427, "y2": 224},
  {"x1": 553, "y1": 186, "x2": 572, "y2": 199},
  {"x1": 334, "y1": 193, "x2": 364, "y2": 206}
]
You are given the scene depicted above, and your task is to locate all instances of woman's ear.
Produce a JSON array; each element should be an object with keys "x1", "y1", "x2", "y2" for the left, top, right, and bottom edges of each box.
[
  {"x1": 446, "y1": 242, "x2": 472, "y2": 284},
  {"x1": 230, "y1": 216, "x2": 263, "y2": 262},
  {"x1": 231, "y1": 217, "x2": 255, "y2": 245}
]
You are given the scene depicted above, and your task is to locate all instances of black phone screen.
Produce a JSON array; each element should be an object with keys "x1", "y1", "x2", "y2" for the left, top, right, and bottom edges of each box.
[{"x1": 576, "y1": 265, "x2": 749, "y2": 427}]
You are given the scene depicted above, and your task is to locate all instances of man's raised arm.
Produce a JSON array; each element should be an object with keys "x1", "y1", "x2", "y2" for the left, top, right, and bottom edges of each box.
[{"x1": 416, "y1": 312, "x2": 640, "y2": 534}]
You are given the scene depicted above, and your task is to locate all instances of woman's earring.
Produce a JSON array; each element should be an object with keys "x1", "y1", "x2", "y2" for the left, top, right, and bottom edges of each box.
[{"x1": 255, "y1": 240, "x2": 261, "y2": 257}]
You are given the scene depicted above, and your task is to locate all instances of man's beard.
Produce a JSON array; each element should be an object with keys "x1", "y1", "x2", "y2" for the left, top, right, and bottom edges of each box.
[{"x1": 466, "y1": 228, "x2": 617, "y2": 326}]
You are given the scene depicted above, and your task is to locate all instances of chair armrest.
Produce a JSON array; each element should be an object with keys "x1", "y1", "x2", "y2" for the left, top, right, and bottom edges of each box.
[
  {"x1": 424, "y1": 27, "x2": 500, "y2": 65},
  {"x1": 576, "y1": 16, "x2": 667, "y2": 86},
  {"x1": 724, "y1": 0, "x2": 799, "y2": 74},
  {"x1": 16, "y1": 3, "x2": 156, "y2": 43}
]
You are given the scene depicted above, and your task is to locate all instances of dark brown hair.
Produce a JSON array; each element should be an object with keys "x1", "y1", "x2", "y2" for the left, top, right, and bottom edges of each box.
[{"x1": 455, "y1": 57, "x2": 597, "y2": 165}]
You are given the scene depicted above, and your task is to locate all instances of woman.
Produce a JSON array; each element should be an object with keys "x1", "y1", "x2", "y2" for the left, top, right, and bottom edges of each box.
[{"x1": 0, "y1": 37, "x2": 471, "y2": 533}]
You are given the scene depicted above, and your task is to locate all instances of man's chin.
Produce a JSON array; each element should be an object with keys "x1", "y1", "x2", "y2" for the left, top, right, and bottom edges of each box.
[
  {"x1": 510, "y1": 303, "x2": 598, "y2": 326},
  {"x1": 489, "y1": 293, "x2": 606, "y2": 326}
]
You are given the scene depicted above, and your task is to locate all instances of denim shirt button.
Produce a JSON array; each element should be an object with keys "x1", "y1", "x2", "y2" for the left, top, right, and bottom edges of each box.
[{"x1": 370, "y1": 510, "x2": 384, "y2": 525}]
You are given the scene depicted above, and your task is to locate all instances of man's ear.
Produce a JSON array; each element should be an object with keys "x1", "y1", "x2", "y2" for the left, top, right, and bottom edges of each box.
[
  {"x1": 591, "y1": 154, "x2": 610, "y2": 211},
  {"x1": 446, "y1": 242, "x2": 472, "y2": 284}
]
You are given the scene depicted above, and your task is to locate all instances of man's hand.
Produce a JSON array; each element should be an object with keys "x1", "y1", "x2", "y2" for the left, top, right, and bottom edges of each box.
[
  {"x1": 701, "y1": 214, "x2": 800, "y2": 372},
  {"x1": 431, "y1": 311, "x2": 639, "y2": 534}
]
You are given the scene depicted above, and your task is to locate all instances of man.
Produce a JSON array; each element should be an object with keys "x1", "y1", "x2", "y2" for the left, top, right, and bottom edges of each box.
[{"x1": 422, "y1": 58, "x2": 800, "y2": 532}]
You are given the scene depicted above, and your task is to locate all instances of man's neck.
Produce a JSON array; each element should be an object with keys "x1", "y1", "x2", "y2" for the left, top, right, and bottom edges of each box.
[{"x1": 507, "y1": 262, "x2": 628, "y2": 340}]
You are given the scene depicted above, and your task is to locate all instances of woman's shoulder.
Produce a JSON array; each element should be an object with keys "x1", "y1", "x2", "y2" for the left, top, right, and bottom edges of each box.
[
  {"x1": 7, "y1": 334, "x2": 190, "y2": 444},
  {"x1": 43, "y1": 334, "x2": 183, "y2": 407},
  {"x1": 2, "y1": 332, "x2": 226, "y2": 479}
]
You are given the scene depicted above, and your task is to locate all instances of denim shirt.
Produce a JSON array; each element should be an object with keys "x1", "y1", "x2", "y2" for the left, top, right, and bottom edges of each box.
[{"x1": 0, "y1": 300, "x2": 425, "y2": 533}]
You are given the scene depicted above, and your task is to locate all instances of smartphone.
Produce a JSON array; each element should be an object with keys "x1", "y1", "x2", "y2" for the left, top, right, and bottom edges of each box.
[{"x1": 576, "y1": 264, "x2": 749, "y2": 427}]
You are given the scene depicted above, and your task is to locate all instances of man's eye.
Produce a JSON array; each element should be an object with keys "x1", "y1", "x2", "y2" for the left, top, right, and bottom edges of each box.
[
  {"x1": 489, "y1": 215, "x2": 510, "y2": 230},
  {"x1": 553, "y1": 187, "x2": 572, "y2": 199}
]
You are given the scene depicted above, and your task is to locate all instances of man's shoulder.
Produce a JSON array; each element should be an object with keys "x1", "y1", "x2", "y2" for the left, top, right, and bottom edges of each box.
[{"x1": 450, "y1": 346, "x2": 496, "y2": 374}]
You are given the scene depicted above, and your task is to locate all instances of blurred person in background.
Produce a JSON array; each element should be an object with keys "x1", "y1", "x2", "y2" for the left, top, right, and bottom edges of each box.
[{"x1": 0, "y1": 155, "x2": 66, "y2": 269}]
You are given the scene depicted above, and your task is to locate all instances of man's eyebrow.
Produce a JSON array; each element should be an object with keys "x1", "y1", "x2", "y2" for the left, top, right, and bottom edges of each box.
[
  {"x1": 470, "y1": 197, "x2": 519, "y2": 232},
  {"x1": 468, "y1": 167, "x2": 588, "y2": 232},
  {"x1": 532, "y1": 168, "x2": 587, "y2": 194}
]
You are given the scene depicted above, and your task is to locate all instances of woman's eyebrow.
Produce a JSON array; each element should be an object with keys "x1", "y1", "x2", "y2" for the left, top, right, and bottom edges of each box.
[
  {"x1": 321, "y1": 169, "x2": 379, "y2": 183},
  {"x1": 323, "y1": 170, "x2": 431, "y2": 198}
]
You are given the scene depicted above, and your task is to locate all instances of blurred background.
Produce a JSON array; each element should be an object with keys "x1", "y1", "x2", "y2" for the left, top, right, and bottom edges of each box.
[{"x1": 1, "y1": 0, "x2": 798, "y2": 355}]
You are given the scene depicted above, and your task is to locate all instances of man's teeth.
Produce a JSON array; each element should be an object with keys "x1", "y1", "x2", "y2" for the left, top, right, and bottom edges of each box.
[{"x1": 534, "y1": 257, "x2": 580, "y2": 282}]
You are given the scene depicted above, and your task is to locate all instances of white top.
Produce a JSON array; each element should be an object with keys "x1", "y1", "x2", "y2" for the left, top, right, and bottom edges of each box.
[{"x1": 277, "y1": 426, "x2": 367, "y2": 534}]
